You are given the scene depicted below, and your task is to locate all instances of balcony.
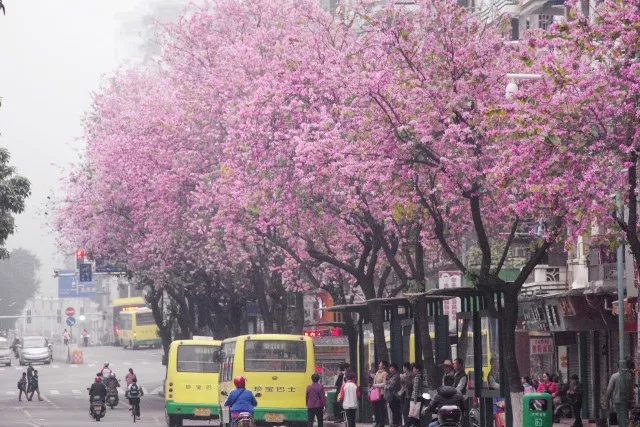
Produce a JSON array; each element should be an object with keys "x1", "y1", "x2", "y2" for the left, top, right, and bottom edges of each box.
[
  {"x1": 587, "y1": 263, "x2": 622, "y2": 290},
  {"x1": 521, "y1": 265, "x2": 569, "y2": 296}
]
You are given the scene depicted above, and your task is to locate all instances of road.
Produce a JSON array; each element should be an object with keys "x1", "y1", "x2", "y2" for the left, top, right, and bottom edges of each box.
[{"x1": 0, "y1": 344, "x2": 178, "y2": 426}]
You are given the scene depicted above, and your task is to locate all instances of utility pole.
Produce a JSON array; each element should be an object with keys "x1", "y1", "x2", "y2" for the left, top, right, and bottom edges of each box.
[{"x1": 617, "y1": 193, "x2": 628, "y2": 427}]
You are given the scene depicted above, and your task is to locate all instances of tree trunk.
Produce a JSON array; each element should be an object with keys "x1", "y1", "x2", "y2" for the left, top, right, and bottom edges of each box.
[
  {"x1": 415, "y1": 298, "x2": 439, "y2": 388},
  {"x1": 369, "y1": 303, "x2": 389, "y2": 363},
  {"x1": 502, "y1": 289, "x2": 522, "y2": 427},
  {"x1": 457, "y1": 318, "x2": 470, "y2": 366}
]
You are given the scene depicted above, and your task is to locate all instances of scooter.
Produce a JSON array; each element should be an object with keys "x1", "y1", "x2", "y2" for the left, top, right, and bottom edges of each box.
[
  {"x1": 437, "y1": 405, "x2": 462, "y2": 427},
  {"x1": 469, "y1": 397, "x2": 480, "y2": 427},
  {"x1": 104, "y1": 377, "x2": 120, "y2": 409},
  {"x1": 89, "y1": 395, "x2": 106, "y2": 421},
  {"x1": 553, "y1": 384, "x2": 573, "y2": 422},
  {"x1": 233, "y1": 392, "x2": 261, "y2": 427}
]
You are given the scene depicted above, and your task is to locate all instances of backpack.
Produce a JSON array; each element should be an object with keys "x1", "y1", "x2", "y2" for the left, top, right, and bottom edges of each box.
[
  {"x1": 128, "y1": 384, "x2": 140, "y2": 397},
  {"x1": 17, "y1": 378, "x2": 25, "y2": 390}
]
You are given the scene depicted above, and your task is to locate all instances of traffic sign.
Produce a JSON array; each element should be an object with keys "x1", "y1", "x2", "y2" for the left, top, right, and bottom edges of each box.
[
  {"x1": 65, "y1": 307, "x2": 75, "y2": 317},
  {"x1": 66, "y1": 316, "x2": 76, "y2": 327}
]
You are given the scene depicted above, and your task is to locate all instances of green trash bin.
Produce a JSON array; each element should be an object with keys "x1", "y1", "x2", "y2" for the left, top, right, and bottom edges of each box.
[
  {"x1": 326, "y1": 390, "x2": 337, "y2": 421},
  {"x1": 523, "y1": 393, "x2": 553, "y2": 427}
]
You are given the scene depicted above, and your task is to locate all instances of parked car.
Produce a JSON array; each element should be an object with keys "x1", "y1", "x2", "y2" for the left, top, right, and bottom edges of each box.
[
  {"x1": 18, "y1": 336, "x2": 52, "y2": 365},
  {"x1": 0, "y1": 337, "x2": 11, "y2": 366}
]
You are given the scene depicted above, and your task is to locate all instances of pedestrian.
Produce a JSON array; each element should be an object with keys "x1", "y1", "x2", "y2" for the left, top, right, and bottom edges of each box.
[
  {"x1": 537, "y1": 372, "x2": 558, "y2": 397},
  {"x1": 17, "y1": 372, "x2": 27, "y2": 402},
  {"x1": 28, "y1": 369, "x2": 42, "y2": 401},
  {"x1": 334, "y1": 363, "x2": 348, "y2": 421},
  {"x1": 567, "y1": 374, "x2": 583, "y2": 427},
  {"x1": 606, "y1": 360, "x2": 633, "y2": 424},
  {"x1": 26, "y1": 363, "x2": 34, "y2": 384},
  {"x1": 385, "y1": 363, "x2": 402, "y2": 427},
  {"x1": 306, "y1": 373, "x2": 325, "y2": 427},
  {"x1": 372, "y1": 361, "x2": 389, "y2": 427},
  {"x1": 438, "y1": 359, "x2": 454, "y2": 386},
  {"x1": 400, "y1": 362, "x2": 413, "y2": 427},
  {"x1": 452, "y1": 358, "x2": 468, "y2": 395},
  {"x1": 338, "y1": 373, "x2": 360, "y2": 427},
  {"x1": 62, "y1": 329, "x2": 70, "y2": 346},
  {"x1": 521, "y1": 376, "x2": 535, "y2": 394},
  {"x1": 408, "y1": 363, "x2": 424, "y2": 427},
  {"x1": 125, "y1": 368, "x2": 137, "y2": 386}
]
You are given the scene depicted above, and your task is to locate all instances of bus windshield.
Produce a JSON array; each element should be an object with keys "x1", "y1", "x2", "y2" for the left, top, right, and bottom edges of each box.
[
  {"x1": 177, "y1": 345, "x2": 221, "y2": 373},
  {"x1": 244, "y1": 340, "x2": 306, "y2": 372}
]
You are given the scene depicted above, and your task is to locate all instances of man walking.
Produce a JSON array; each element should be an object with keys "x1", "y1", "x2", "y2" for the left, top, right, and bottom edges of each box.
[
  {"x1": 306, "y1": 373, "x2": 326, "y2": 427},
  {"x1": 17, "y1": 372, "x2": 27, "y2": 402},
  {"x1": 567, "y1": 374, "x2": 583, "y2": 427},
  {"x1": 28, "y1": 369, "x2": 43, "y2": 401}
]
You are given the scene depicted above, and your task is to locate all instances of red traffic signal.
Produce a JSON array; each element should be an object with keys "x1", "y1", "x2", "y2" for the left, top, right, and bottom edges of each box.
[{"x1": 75, "y1": 249, "x2": 85, "y2": 259}]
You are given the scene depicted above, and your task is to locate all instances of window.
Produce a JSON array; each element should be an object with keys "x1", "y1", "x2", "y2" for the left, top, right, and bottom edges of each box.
[
  {"x1": 135, "y1": 312, "x2": 155, "y2": 326},
  {"x1": 244, "y1": 340, "x2": 306, "y2": 372},
  {"x1": 177, "y1": 345, "x2": 221, "y2": 373},
  {"x1": 221, "y1": 341, "x2": 236, "y2": 381},
  {"x1": 121, "y1": 315, "x2": 132, "y2": 330}
]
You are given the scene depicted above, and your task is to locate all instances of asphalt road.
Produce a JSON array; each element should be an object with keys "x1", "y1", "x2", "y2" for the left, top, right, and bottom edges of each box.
[{"x1": 0, "y1": 343, "x2": 176, "y2": 426}]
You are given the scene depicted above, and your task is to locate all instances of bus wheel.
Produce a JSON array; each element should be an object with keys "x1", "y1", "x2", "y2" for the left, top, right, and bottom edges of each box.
[{"x1": 165, "y1": 412, "x2": 182, "y2": 427}]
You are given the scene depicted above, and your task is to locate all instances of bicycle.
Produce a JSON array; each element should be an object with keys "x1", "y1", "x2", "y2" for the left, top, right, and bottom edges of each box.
[{"x1": 131, "y1": 398, "x2": 140, "y2": 422}]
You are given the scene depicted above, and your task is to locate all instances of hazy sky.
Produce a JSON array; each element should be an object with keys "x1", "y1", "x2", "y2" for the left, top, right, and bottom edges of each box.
[{"x1": 0, "y1": 0, "x2": 186, "y2": 297}]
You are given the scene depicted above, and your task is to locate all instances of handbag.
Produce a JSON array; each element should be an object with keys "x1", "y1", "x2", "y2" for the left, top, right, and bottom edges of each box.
[
  {"x1": 409, "y1": 401, "x2": 422, "y2": 419},
  {"x1": 369, "y1": 387, "x2": 381, "y2": 403},
  {"x1": 609, "y1": 411, "x2": 618, "y2": 426}
]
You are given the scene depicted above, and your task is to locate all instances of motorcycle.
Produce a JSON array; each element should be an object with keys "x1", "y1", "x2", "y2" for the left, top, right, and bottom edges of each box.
[
  {"x1": 420, "y1": 393, "x2": 462, "y2": 427},
  {"x1": 104, "y1": 377, "x2": 120, "y2": 409},
  {"x1": 89, "y1": 395, "x2": 106, "y2": 421},
  {"x1": 553, "y1": 384, "x2": 573, "y2": 422},
  {"x1": 469, "y1": 397, "x2": 480, "y2": 427},
  {"x1": 234, "y1": 392, "x2": 261, "y2": 427}
]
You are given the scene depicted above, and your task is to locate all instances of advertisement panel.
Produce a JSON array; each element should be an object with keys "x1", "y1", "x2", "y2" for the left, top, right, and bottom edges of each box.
[{"x1": 438, "y1": 271, "x2": 462, "y2": 328}]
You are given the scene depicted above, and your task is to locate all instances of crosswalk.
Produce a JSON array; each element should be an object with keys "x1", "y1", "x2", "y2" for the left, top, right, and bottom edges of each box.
[
  {"x1": 3, "y1": 386, "x2": 151, "y2": 398},
  {"x1": 0, "y1": 360, "x2": 155, "y2": 371}
]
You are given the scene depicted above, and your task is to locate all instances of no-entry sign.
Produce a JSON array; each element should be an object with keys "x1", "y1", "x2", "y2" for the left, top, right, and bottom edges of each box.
[{"x1": 65, "y1": 307, "x2": 75, "y2": 317}]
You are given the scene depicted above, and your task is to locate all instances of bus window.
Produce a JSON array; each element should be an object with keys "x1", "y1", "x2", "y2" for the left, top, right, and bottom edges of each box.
[
  {"x1": 244, "y1": 340, "x2": 307, "y2": 372},
  {"x1": 135, "y1": 311, "x2": 156, "y2": 326},
  {"x1": 177, "y1": 345, "x2": 220, "y2": 373}
]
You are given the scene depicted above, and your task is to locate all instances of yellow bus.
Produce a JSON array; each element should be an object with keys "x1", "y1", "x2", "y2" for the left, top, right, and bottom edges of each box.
[
  {"x1": 219, "y1": 334, "x2": 315, "y2": 425},
  {"x1": 364, "y1": 331, "x2": 492, "y2": 383},
  {"x1": 165, "y1": 336, "x2": 222, "y2": 427},
  {"x1": 111, "y1": 297, "x2": 146, "y2": 346},
  {"x1": 118, "y1": 308, "x2": 161, "y2": 349}
]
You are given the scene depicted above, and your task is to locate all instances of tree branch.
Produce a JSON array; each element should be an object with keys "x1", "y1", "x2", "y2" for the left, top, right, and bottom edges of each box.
[{"x1": 494, "y1": 217, "x2": 519, "y2": 275}]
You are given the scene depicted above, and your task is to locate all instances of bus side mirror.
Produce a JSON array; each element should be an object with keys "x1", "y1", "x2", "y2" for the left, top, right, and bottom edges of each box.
[
  {"x1": 255, "y1": 393, "x2": 262, "y2": 398},
  {"x1": 161, "y1": 354, "x2": 167, "y2": 366},
  {"x1": 221, "y1": 391, "x2": 228, "y2": 396}
]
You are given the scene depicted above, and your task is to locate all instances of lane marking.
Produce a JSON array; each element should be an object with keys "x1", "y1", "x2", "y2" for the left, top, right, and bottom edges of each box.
[
  {"x1": 23, "y1": 409, "x2": 31, "y2": 418},
  {"x1": 154, "y1": 416, "x2": 162, "y2": 425},
  {"x1": 69, "y1": 365, "x2": 78, "y2": 368},
  {"x1": 49, "y1": 390, "x2": 60, "y2": 395},
  {"x1": 72, "y1": 389, "x2": 81, "y2": 394},
  {"x1": 6, "y1": 391, "x2": 15, "y2": 395}
]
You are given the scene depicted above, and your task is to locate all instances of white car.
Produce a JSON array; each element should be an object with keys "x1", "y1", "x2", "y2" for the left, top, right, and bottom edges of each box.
[
  {"x1": 18, "y1": 336, "x2": 53, "y2": 365},
  {"x1": 0, "y1": 337, "x2": 11, "y2": 366}
]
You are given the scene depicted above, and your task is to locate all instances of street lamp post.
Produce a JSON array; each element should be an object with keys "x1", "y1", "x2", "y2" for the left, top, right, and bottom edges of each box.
[{"x1": 616, "y1": 193, "x2": 628, "y2": 427}]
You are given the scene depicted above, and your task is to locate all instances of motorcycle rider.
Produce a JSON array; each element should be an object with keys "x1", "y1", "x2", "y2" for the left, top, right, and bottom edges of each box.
[
  {"x1": 89, "y1": 376, "x2": 107, "y2": 414},
  {"x1": 424, "y1": 375, "x2": 466, "y2": 427},
  {"x1": 101, "y1": 362, "x2": 112, "y2": 380},
  {"x1": 224, "y1": 376, "x2": 258, "y2": 427}
]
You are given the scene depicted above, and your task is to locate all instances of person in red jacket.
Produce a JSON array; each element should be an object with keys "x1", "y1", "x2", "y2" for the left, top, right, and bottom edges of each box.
[{"x1": 536, "y1": 372, "x2": 558, "y2": 397}]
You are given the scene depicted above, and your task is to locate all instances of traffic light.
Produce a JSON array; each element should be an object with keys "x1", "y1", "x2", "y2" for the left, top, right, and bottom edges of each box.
[
  {"x1": 56, "y1": 309, "x2": 61, "y2": 323},
  {"x1": 75, "y1": 249, "x2": 85, "y2": 269},
  {"x1": 26, "y1": 310, "x2": 31, "y2": 324},
  {"x1": 79, "y1": 314, "x2": 86, "y2": 322},
  {"x1": 79, "y1": 263, "x2": 92, "y2": 282}
]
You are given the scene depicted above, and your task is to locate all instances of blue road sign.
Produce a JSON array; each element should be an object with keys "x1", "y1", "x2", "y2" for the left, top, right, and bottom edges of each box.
[
  {"x1": 66, "y1": 316, "x2": 76, "y2": 327},
  {"x1": 57, "y1": 269, "x2": 97, "y2": 298}
]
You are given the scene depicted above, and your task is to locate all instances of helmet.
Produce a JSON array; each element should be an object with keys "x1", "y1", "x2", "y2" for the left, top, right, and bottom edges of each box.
[
  {"x1": 104, "y1": 362, "x2": 109, "y2": 367},
  {"x1": 95, "y1": 376, "x2": 101, "y2": 383},
  {"x1": 233, "y1": 376, "x2": 246, "y2": 388}
]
